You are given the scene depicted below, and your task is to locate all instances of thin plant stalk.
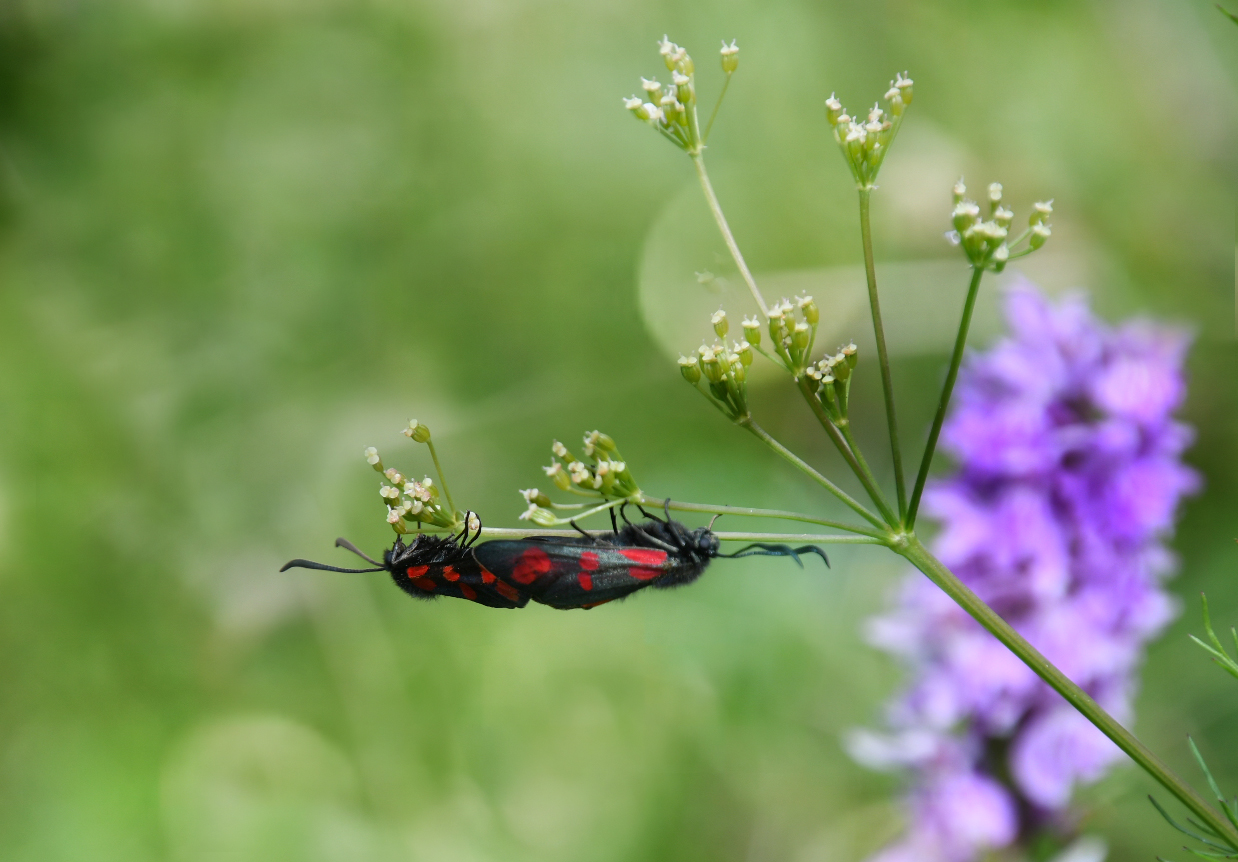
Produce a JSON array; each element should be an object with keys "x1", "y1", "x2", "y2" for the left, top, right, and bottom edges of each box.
[
  {"x1": 424, "y1": 439, "x2": 457, "y2": 517},
  {"x1": 692, "y1": 153, "x2": 770, "y2": 316},
  {"x1": 431, "y1": 526, "x2": 886, "y2": 544},
  {"x1": 839, "y1": 422, "x2": 893, "y2": 524},
  {"x1": 898, "y1": 537, "x2": 1238, "y2": 849},
  {"x1": 737, "y1": 416, "x2": 886, "y2": 530},
  {"x1": 703, "y1": 72, "x2": 732, "y2": 142},
  {"x1": 795, "y1": 377, "x2": 899, "y2": 526},
  {"x1": 907, "y1": 264, "x2": 984, "y2": 527},
  {"x1": 641, "y1": 496, "x2": 887, "y2": 539},
  {"x1": 858, "y1": 188, "x2": 907, "y2": 521}
]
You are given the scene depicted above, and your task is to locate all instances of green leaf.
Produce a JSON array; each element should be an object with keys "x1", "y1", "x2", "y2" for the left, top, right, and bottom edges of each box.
[
  {"x1": 1190, "y1": 738, "x2": 1238, "y2": 836},
  {"x1": 1220, "y1": 5, "x2": 1238, "y2": 25},
  {"x1": 1154, "y1": 795, "x2": 1218, "y2": 844},
  {"x1": 1192, "y1": 596, "x2": 1238, "y2": 680}
]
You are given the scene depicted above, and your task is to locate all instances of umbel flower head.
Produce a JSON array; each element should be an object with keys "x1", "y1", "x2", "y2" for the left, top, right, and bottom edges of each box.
[
  {"x1": 825, "y1": 73, "x2": 912, "y2": 189},
  {"x1": 364, "y1": 419, "x2": 460, "y2": 534},
  {"x1": 520, "y1": 431, "x2": 642, "y2": 525},
  {"x1": 804, "y1": 342, "x2": 858, "y2": 423},
  {"x1": 680, "y1": 298, "x2": 826, "y2": 419},
  {"x1": 947, "y1": 179, "x2": 1053, "y2": 271},
  {"x1": 624, "y1": 36, "x2": 738, "y2": 154},
  {"x1": 849, "y1": 283, "x2": 1199, "y2": 862}
]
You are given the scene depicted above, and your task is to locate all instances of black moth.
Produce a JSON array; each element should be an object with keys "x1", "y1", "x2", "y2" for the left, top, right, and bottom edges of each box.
[
  {"x1": 281, "y1": 516, "x2": 529, "y2": 608},
  {"x1": 281, "y1": 503, "x2": 828, "y2": 611}
]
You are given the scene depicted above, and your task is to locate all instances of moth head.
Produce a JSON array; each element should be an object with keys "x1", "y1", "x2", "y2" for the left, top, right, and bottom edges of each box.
[{"x1": 693, "y1": 528, "x2": 720, "y2": 557}]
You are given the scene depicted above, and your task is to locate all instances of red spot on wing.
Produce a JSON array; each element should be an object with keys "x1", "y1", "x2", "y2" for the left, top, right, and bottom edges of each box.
[
  {"x1": 511, "y1": 547, "x2": 552, "y2": 584},
  {"x1": 407, "y1": 565, "x2": 429, "y2": 578},
  {"x1": 620, "y1": 549, "x2": 667, "y2": 581},
  {"x1": 580, "y1": 551, "x2": 600, "y2": 571},
  {"x1": 442, "y1": 565, "x2": 460, "y2": 582},
  {"x1": 495, "y1": 581, "x2": 521, "y2": 602},
  {"x1": 577, "y1": 572, "x2": 593, "y2": 591},
  {"x1": 619, "y1": 548, "x2": 667, "y2": 567},
  {"x1": 480, "y1": 567, "x2": 497, "y2": 584},
  {"x1": 410, "y1": 577, "x2": 436, "y2": 592},
  {"x1": 580, "y1": 599, "x2": 614, "y2": 609},
  {"x1": 459, "y1": 584, "x2": 477, "y2": 601}
]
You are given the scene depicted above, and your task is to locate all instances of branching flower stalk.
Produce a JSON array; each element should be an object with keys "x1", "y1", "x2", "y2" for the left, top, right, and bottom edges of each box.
[
  {"x1": 826, "y1": 79, "x2": 914, "y2": 518},
  {"x1": 620, "y1": 37, "x2": 1238, "y2": 850},
  {"x1": 350, "y1": 36, "x2": 1233, "y2": 853},
  {"x1": 905, "y1": 187, "x2": 1052, "y2": 527}
]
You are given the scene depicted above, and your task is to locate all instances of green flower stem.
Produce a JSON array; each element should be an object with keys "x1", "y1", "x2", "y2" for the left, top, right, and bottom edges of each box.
[
  {"x1": 424, "y1": 439, "x2": 457, "y2": 518},
  {"x1": 640, "y1": 496, "x2": 887, "y2": 540},
  {"x1": 421, "y1": 526, "x2": 885, "y2": 544},
  {"x1": 907, "y1": 264, "x2": 984, "y2": 527},
  {"x1": 858, "y1": 188, "x2": 907, "y2": 521},
  {"x1": 738, "y1": 416, "x2": 886, "y2": 531},
  {"x1": 795, "y1": 377, "x2": 899, "y2": 527},
  {"x1": 538, "y1": 498, "x2": 623, "y2": 525},
  {"x1": 703, "y1": 72, "x2": 732, "y2": 143},
  {"x1": 838, "y1": 422, "x2": 892, "y2": 521},
  {"x1": 692, "y1": 153, "x2": 770, "y2": 317},
  {"x1": 899, "y1": 536, "x2": 1238, "y2": 848},
  {"x1": 715, "y1": 531, "x2": 885, "y2": 544}
]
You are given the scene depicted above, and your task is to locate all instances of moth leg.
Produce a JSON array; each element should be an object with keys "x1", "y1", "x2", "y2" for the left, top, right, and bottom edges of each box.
[
  {"x1": 465, "y1": 512, "x2": 484, "y2": 548},
  {"x1": 569, "y1": 520, "x2": 598, "y2": 543},
  {"x1": 629, "y1": 525, "x2": 679, "y2": 554},
  {"x1": 609, "y1": 507, "x2": 620, "y2": 535},
  {"x1": 667, "y1": 517, "x2": 692, "y2": 549},
  {"x1": 619, "y1": 502, "x2": 635, "y2": 527}
]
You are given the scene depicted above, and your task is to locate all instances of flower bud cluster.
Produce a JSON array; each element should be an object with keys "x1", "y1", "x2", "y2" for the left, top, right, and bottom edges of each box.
[
  {"x1": 401, "y1": 418, "x2": 431, "y2": 443},
  {"x1": 680, "y1": 309, "x2": 756, "y2": 418},
  {"x1": 947, "y1": 180, "x2": 1053, "y2": 271},
  {"x1": 805, "y1": 343, "x2": 859, "y2": 422},
  {"x1": 624, "y1": 36, "x2": 716, "y2": 153},
  {"x1": 365, "y1": 445, "x2": 455, "y2": 533},
  {"x1": 516, "y1": 487, "x2": 558, "y2": 526},
  {"x1": 539, "y1": 431, "x2": 637, "y2": 495},
  {"x1": 825, "y1": 73, "x2": 912, "y2": 188},
  {"x1": 764, "y1": 295, "x2": 819, "y2": 373},
  {"x1": 523, "y1": 433, "x2": 642, "y2": 523}
]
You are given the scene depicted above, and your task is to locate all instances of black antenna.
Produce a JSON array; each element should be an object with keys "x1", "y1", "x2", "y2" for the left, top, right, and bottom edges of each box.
[
  {"x1": 281, "y1": 559, "x2": 383, "y2": 574},
  {"x1": 334, "y1": 538, "x2": 384, "y2": 566},
  {"x1": 718, "y1": 543, "x2": 830, "y2": 568}
]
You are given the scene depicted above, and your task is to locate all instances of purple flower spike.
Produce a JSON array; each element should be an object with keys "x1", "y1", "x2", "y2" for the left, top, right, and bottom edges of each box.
[{"x1": 854, "y1": 281, "x2": 1199, "y2": 861}]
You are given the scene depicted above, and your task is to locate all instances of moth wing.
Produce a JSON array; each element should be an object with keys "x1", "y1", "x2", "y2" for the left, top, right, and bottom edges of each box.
[
  {"x1": 394, "y1": 557, "x2": 528, "y2": 609},
  {"x1": 473, "y1": 541, "x2": 674, "y2": 610}
]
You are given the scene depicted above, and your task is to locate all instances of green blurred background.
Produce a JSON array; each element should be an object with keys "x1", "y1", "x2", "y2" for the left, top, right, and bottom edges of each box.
[{"x1": 0, "y1": 0, "x2": 1236, "y2": 859}]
